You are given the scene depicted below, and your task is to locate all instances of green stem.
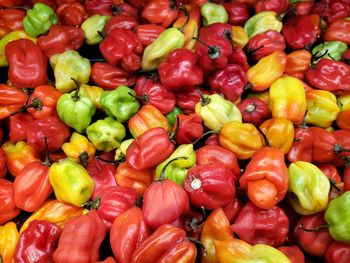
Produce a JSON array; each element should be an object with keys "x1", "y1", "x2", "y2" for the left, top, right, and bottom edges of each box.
[
  {"x1": 298, "y1": 224, "x2": 328, "y2": 232},
  {"x1": 187, "y1": 237, "x2": 207, "y2": 256},
  {"x1": 128, "y1": 92, "x2": 149, "y2": 103},
  {"x1": 192, "y1": 130, "x2": 220, "y2": 146},
  {"x1": 83, "y1": 197, "x2": 101, "y2": 210},
  {"x1": 79, "y1": 151, "x2": 89, "y2": 167},
  {"x1": 334, "y1": 144, "x2": 350, "y2": 155},
  {"x1": 192, "y1": 37, "x2": 221, "y2": 59},
  {"x1": 257, "y1": 126, "x2": 270, "y2": 147},
  {"x1": 159, "y1": 156, "x2": 188, "y2": 181},
  {"x1": 71, "y1": 78, "x2": 80, "y2": 101},
  {"x1": 9, "y1": 97, "x2": 43, "y2": 116},
  {"x1": 195, "y1": 87, "x2": 210, "y2": 106},
  {"x1": 43, "y1": 136, "x2": 51, "y2": 166}
]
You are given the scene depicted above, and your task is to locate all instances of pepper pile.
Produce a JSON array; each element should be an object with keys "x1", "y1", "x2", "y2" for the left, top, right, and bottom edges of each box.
[{"x1": 0, "y1": 0, "x2": 350, "y2": 262}]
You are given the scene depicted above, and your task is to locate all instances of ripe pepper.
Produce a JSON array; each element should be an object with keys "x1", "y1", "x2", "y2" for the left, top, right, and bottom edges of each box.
[
  {"x1": 219, "y1": 121, "x2": 264, "y2": 160},
  {"x1": 312, "y1": 41, "x2": 348, "y2": 63},
  {"x1": 14, "y1": 220, "x2": 62, "y2": 263},
  {"x1": 50, "y1": 50, "x2": 91, "y2": 93},
  {"x1": 23, "y1": 3, "x2": 58, "y2": 37},
  {"x1": 79, "y1": 84, "x2": 104, "y2": 110},
  {"x1": 323, "y1": 18, "x2": 350, "y2": 45},
  {"x1": 176, "y1": 86, "x2": 208, "y2": 114},
  {"x1": 0, "y1": 179, "x2": 21, "y2": 225},
  {"x1": 287, "y1": 127, "x2": 313, "y2": 163},
  {"x1": 110, "y1": 207, "x2": 151, "y2": 263},
  {"x1": 244, "y1": 11, "x2": 282, "y2": 38},
  {"x1": 7, "y1": 112, "x2": 34, "y2": 142},
  {"x1": 141, "y1": 0, "x2": 178, "y2": 28},
  {"x1": 201, "y1": 2, "x2": 228, "y2": 25},
  {"x1": 305, "y1": 58, "x2": 350, "y2": 95},
  {"x1": 85, "y1": 0, "x2": 113, "y2": 16},
  {"x1": 103, "y1": 12, "x2": 139, "y2": 32},
  {"x1": 231, "y1": 201, "x2": 289, "y2": 247},
  {"x1": 5, "y1": 39, "x2": 47, "y2": 89},
  {"x1": 57, "y1": 88, "x2": 96, "y2": 133},
  {"x1": 284, "y1": 50, "x2": 312, "y2": 78},
  {"x1": 288, "y1": 161, "x2": 330, "y2": 215},
  {"x1": 81, "y1": 14, "x2": 111, "y2": 45},
  {"x1": 247, "y1": 50, "x2": 286, "y2": 92},
  {"x1": 255, "y1": 0, "x2": 289, "y2": 14},
  {"x1": 0, "y1": 148, "x2": 6, "y2": 178},
  {"x1": 230, "y1": 27, "x2": 249, "y2": 49},
  {"x1": 238, "y1": 97, "x2": 271, "y2": 127},
  {"x1": 337, "y1": 110, "x2": 350, "y2": 131},
  {"x1": 2, "y1": 141, "x2": 39, "y2": 177},
  {"x1": 278, "y1": 246, "x2": 305, "y2": 263},
  {"x1": 334, "y1": 130, "x2": 350, "y2": 166},
  {"x1": 56, "y1": 3, "x2": 87, "y2": 27},
  {"x1": 172, "y1": 113, "x2": 203, "y2": 144},
  {"x1": 53, "y1": 210, "x2": 107, "y2": 263},
  {"x1": 37, "y1": 25, "x2": 84, "y2": 58},
  {"x1": 223, "y1": 2, "x2": 249, "y2": 26},
  {"x1": 49, "y1": 158, "x2": 94, "y2": 206},
  {"x1": 86, "y1": 117, "x2": 126, "y2": 152},
  {"x1": 313, "y1": 0, "x2": 350, "y2": 23},
  {"x1": 325, "y1": 241, "x2": 350, "y2": 263},
  {"x1": 0, "y1": 8, "x2": 26, "y2": 38},
  {"x1": 0, "y1": 222, "x2": 19, "y2": 263},
  {"x1": 135, "y1": 24, "x2": 165, "y2": 46}
]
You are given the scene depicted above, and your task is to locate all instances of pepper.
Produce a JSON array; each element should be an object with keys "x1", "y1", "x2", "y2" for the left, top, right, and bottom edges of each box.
[
  {"x1": 176, "y1": 87, "x2": 208, "y2": 114},
  {"x1": 323, "y1": 18, "x2": 350, "y2": 45},
  {"x1": 228, "y1": 48, "x2": 249, "y2": 73},
  {"x1": 223, "y1": 2, "x2": 249, "y2": 26},
  {"x1": 313, "y1": 0, "x2": 350, "y2": 23},
  {"x1": 230, "y1": 26, "x2": 249, "y2": 49},
  {"x1": 173, "y1": 113, "x2": 203, "y2": 144},
  {"x1": 14, "y1": 220, "x2": 62, "y2": 263},
  {"x1": 244, "y1": 11, "x2": 282, "y2": 38},
  {"x1": 103, "y1": 12, "x2": 139, "y2": 33},
  {"x1": 237, "y1": 97, "x2": 271, "y2": 127},
  {"x1": 0, "y1": 8, "x2": 26, "y2": 38},
  {"x1": 6, "y1": 39, "x2": 47, "y2": 89},
  {"x1": 135, "y1": 24, "x2": 165, "y2": 47},
  {"x1": 0, "y1": 179, "x2": 21, "y2": 225},
  {"x1": 96, "y1": 257, "x2": 116, "y2": 263},
  {"x1": 79, "y1": 84, "x2": 104, "y2": 110},
  {"x1": 312, "y1": 41, "x2": 348, "y2": 63},
  {"x1": 219, "y1": 121, "x2": 264, "y2": 160},
  {"x1": 231, "y1": 201, "x2": 289, "y2": 247},
  {"x1": 284, "y1": 50, "x2": 312, "y2": 78},
  {"x1": 255, "y1": 0, "x2": 290, "y2": 14},
  {"x1": 86, "y1": 117, "x2": 126, "y2": 152},
  {"x1": 287, "y1": 127, "x2": 314, "y2": 163},
  {"x1": 23, "y1": 3, "x2": 58, "y2": 37},
  {"x1": 80, "y1": 14, "x2": 111, "y2": 45},
  {"x1": 50, "y1": 50, "x2": 91, "y2": 93},
  {"x1": 7, "y1": 112, "x2": 35, "y2": 142},
  {"x1": 85, "y1": 0, "x2": 113, "y2": 16},
  {"x1": 53, "y1": 210, "x2": 107, "y2": 263},
  {"x1": 278, "y1": 246, "x2": 305, "y2": 263},
  {"x1": 336, "y1": 110, "x2": 350, "y2": 131},
  {"x1": 141, "y1": 0, "x2": 178, "y2": 28},
  {"x1": 325, "y1": 241, "x2": 350, "y2": 263},
  {"x1": 288, "y1": 161, "x2": 330, "y2": 215},
  {"x1": 56, "y1": 3, "x2": 87, "y2": 27},
  {"x1": 201, "y1": 2, "x2": 228, "y2": 25},
  {"x1": 0, "y1": 222, "x2": 18, "y2": 263},
  {"x1": 56, "y1": 87, "x2": 96, "y2": 133},
  {"x1": 0, "y1": 148, "x2": 6, "y2": 178},
  {"x1": 49, "y1": 158, "x2": 94, "y2": 206},
  {"x1": 166, "y1": 106, "x2": 183, "y2": 126}
]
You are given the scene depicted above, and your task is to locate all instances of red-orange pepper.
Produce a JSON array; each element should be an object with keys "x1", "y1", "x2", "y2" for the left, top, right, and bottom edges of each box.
[
  {"x1": 0, "y1": 84, "x2": 27, "y2": 120},
  {"x1": 0, "y1": 179, "x2": 21, "y2": 225}
]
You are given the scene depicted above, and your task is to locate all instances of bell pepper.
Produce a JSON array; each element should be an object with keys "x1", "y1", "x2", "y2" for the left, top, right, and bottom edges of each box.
[
  {"x1": 305, "y1": 89, "x2": 340, "y2": 128},
  {"x1": 0, "y1": 179, "x2": 21, "y2": 225},
  {"x1": 223, "y1": 2, "x2": 249, "y2": 26},
  {"x1": 14, "y1": 220, "x2": 62, "y2": 263},
  {"x1": 323, "y1": 18, "x2": 350, "y2": 45},
  {"x1": 53, "y1": 210, "x2": 107, "y2": 263},
  {"x1": 284, "y1": 50, "x2": 312, "y2": 78},
  {"x1": 7, "y1": 112, "x2": 34, "y2": 142},
  {"x1": 278, "y1": 246, "x2": 305, "y2": 263},
  {"x1": 0, "y1": 222, "x2": 18, "y2": 263},
  {"x1": 155, "y1": 144, "x2": 196, "y2": 185},
  {"x1": 86, "y1": 117, "x2": 126, "y2": 152},
  {"x1": 0, "y1": 30, "x2": 36, "y2": 67},
  {"x1": 247, "y1": 50, "x2": 287, "y2": 92},
  {"x1": 2, "y1": 141, "x2": 39, "y2": 177},
  {"x1": 201, "y1": 2, "x2": 228, "y2": 25},
  {"x1": 305, "y1": 58, "x2": 350, "y2": 95},
  {"x1": 49, "y1": 158, "x2": 94, "y2": 206},
  {"x1": 244, "y1": 11, "x2": 282, "y2": 38},
  {"x1": 288, "y1": 161, "x2": 330, "y2": 215},
  {"x1": 312, "y1": 41, "x2": 348, "y2": 63},
  {"x1": 37, "y1": 25, "x2": 84, "y2": 58},
  {"x1": 78, "y1": 84, "x2": 104, "y2": 110},
  {"x1": 200, "y1": 207, "x2": 234, "y2": 263},
  {"x1": 50, "y1": 50, "x2": 91, "y2": 93},
  {"x1": 219, "y1": 121, "x2": 264, "y2": 160},
  {"x1": 325, "y1": 241, "x2": 350, "y2": 263},
  {"x1": 110, "y1": 207, "x2": 151, "y2": 263},
  {"x1": 240, "y1": 144, "x2": 289, "y2": 209},
  {"x1": 231, "y1": 201, "x2": 289, "y2": 247},
  {"x1": 56, "y1": 3, "x2": 87, "y2": 27},
  {"x1": 57, "y1": 88, "x2": 96, "y2": 133},
  {"x1": 287, "y1": 127, "x2": 313, "y2": 163},
  {"x1": 0, "y1": 8, "x2": 26, "y2": 38},
  {"x1": 23, "y1": 3, "x2": 58, "y2": 37},
  {"x1": 5, "y1": 39, "x2": 47, "y2": 89},
  {"x1": 176, "y1": 86, "x2": 208, "y2": 114},
  {"x1": 238, "y1": 97, "x2": 271, "y2": 127},
  {"x1": 135, "y1": 24, "x2": 165, "y2": 47},
  {"x1": 81, "y1": 14, "x2": 111, "y2": 45}
]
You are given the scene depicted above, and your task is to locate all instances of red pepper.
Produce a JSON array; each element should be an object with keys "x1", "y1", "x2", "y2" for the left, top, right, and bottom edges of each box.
[
  {"x1": 0, "y1": 148, "x2": 6, "y2": 178},
  {"x1": 172, "y1": 113, "x2": 203, "y2": 144},
  {"x1": 26, "y1": 115, "x2": 70, "y2": 153},
  {"x1": 343, "y1": 158, "x2": 350, "y2": 191},
  {"x1": 37, "y1": 25, "x2": 85, "y2": 58},
  {"x1": 255, "y1": 0, "x2": 289, "y2": 14},
  {"x1": 223, "y1": 197, "x2": 243, "y2": 224},
  {"x1": 0, "y1": 0, "x2": 23, "y2": 8},
  {"x1": 227, "y1": 47, "x2": 249, "y2": 72},
  {"x1": 223, "y1": 2, "x2": 249, "y2": 26},
  {"x1": 7, "y1": 112, "x2": 35, "y2": 142},
  {"x1": 325, "y1": 241, "x2": 350, "y2": 263},
  {"x1": 126, "y1": 127, "x2": 175, "y2": 170},
  {"x1": 85, "y1": 0, "x2": 114, "y2": 16},
  {"x1": 278, "y1": 245, "x2": 305, "y2": 263},
  {"x1": 135, "y1": 24, "x2": 165, "y2": 47},
  {"x1": 158, "y1": 48, "x2": 203, "y2": 91},
  {"x1": 0, "y1": 8, "x2": 26, "y2": 37},
  {"x1": 231, "y1": 201, "x2": 289, "y2": 247},
  {"x1": 323, "y1": 18, "x2": 350, "y2": 45},
  {"x1": 204, "y1": 133, "x2": 220, "y2": 146},
  {"x1": 238, "y1": 97, "x2": 271, "y2": 127},
  {"x1": 333, "y1": 129, "x2": 350, "y2": 166},
  {"x1": 184, "y1": 162, "x2": 236, "y2": 210},
  {"x1": 96, "y1": 257, "x2": 117, "y2": 263},
  {"x1": 0, "y1": 84, "x2": 27, "y2": 120},
  {"x1": 306, "y1": 59, "x2": 350, "y2": 95},
  {"x1": 14, "y1": 220, "x2": 62, "y2": 263},
  {"x1": 313, "y1": 0, "x2": 350, "y2": 23},
  {"x1": 53, "y1": 210, "x2": 108, "y2": 263},
  {"x1": 91, "y1": 62, "x2": 136, "y2": 90},
  {"x1": 141, "y1": 0, "x2": 178, "y2": 28},
  {"x1": 104, "y1": 14, "x2": 139, "y2": 32},
  {"x1": 317, "y1": 163, "x2": 341, "y2": 183},
  {"x1": 294, "y1": 1, "x2": 315, "y2": 15},
  {"x1": 175, "y1": 86, "x2": 208, "y2": 114},
  {"x1": 287, "y1": 126, "x2": 313, "y2": 163},
  {"x1": 6, "y1": 39, "x2": 47, "y2": 89},
  {"x1": 110, "y1": 3, "x2": 139, "y2": 17},
  {"x1": 30, "y1": 0, "x2": 57, "y2": 10},
  {"x1": 56, "y1": 3, "x2": 87, "y2": 27},
  {"x1": 134, "y1": 75, "x2": 176, "y2": 114},
  {"x1": 0, "y1": 178, "x2": 21, "y2": 225},
  {"x1": 110, "y1": 207, "x2": 151, "y2": 263}
]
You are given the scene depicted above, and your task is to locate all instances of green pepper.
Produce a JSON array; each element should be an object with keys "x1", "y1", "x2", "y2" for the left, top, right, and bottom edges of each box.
[
  {"x1": 325, "y1": 191, "x2": 350, "y2": 243},
  {"x1": 141, "y1": 28, "x2": 185, "y2": 71},
  {"x1": 49, "y1": 158, "x2": 94, "y2": 206},
  {"x1": 155, "y1": 144, "x2": 196, "y2": 185},
  {"x1": 23, "y1": 3, "x2": 58, "y2": 37},
  {"x1": 81, "y1": 14, "x2": 112, "y2": 45},
  {"x1": 244, "y1": 11, "x2": 283, "y2": 38},
  {"x1": 57, "y1": 88, "x2": 96, "y2": 133},
  {"x1": 201, "y1": 2, "x2": 228, "y2": 26},
  {"x1": 86, "y1": 117, "x2": 126, "y2": 152},
  {"x1": 100, "y1": 85, "x2": 140, "y2": 123},
  {"x1": 312, "y1": 41, "x2": 348, "y2": 62},
  {"x1": 50, "y1": 50, "x2": 91, "y2": 93},
  {"x1": 166, "y1": 106, "x2": 183, "y2": 126},
  {"x1": 287, "y1": 161, "x2": 330, "y2": 215}
]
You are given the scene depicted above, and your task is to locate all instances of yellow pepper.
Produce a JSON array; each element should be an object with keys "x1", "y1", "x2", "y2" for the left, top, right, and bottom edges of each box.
[
  {"x1": 61, "y1": 132, "x2": 96, "y2": 166},
  {"x1": 305, "y1": 89, "x2": 340, "y2": 128},
  {"x1": 337, "y1": 94, "x2": 350, "y2": 111},
  {"x1": 0, "y1": 222, "x2": 19, "y2": 263},
  {"x1": 173, "y1": 6, "x2": 198, "y2": 50},
  {"x1": 231, "y1": 26, "x2": 249, "y2": 48},
  {"x1": 79, "y1": 84, "x2": 104, "y2": 110},
  {"x1": 244, "y1": 11, "x2": 283, "y2": 38},
  {"x1": 269, "y1": 76, "x2": 307, "y2": 125}
]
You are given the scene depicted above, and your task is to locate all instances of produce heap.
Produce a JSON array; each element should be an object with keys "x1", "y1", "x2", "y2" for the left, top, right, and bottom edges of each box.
[{"x1": 0, "y1": 0, "x2": 350, "y2": 262}]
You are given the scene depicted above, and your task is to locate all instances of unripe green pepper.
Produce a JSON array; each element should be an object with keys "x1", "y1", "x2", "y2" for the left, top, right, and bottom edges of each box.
[
  {"x1": 312, "y1": 41, "x2": 348, "y2": 62},
  {"x1": 57, "y1": 88, "x2": 96, "y2": 133},
  {"x1": 244, "y1": 11, "x2": 283, "y2": 38},
  {"x1": 86, "y1": 117, "x2": 126, "y2": 152},
  {"x1": 23, "y1": 3, "x2": 58, "y2": 37},
  {"x1": 201, "y1": 2, "x2": 228, "y2": 25},
  {"x1": 166, "y1": 106, "x2": 183, "y2": 126},
  {"x1": 100, "y1": 85, "x2": 140, "y2": 123},
  {"x1": 81, "y1": 14, "x2": 112, "y2": 45},
  {"x1": 48, "y1": 158, "x2": 94, "y2": 206}
]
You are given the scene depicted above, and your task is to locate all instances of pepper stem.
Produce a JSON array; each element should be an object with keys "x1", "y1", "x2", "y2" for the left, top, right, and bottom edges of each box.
[
  {"x1": 178, "y1": 5, "x2": 190, "y2": 33},
  {"x1": 247, "y1": 45, "x2": 265, "y2": 56},
  {"x1": 192, "y1": 130, "x2": 220, "y2": 146},
  {"x1": 95, "y1": 156, "x2": 120, "y2": 165},
  {"x1": 257, "y1": 127, "x2": 270, "y2": 147},
  {"x1": 9, "y1": 97, "x2": 43, "y2": 116},
  {"x1": 83, "y1": 197, "x2": 101, "y2": 210},
  {"x1": 195, "y1": 87, "x2": 210, "y2": 106},
  {"x1": 329, "y1": 178, "x2": 341, "y2": 192},
  {"x1": 79, "y1": 151, "x2": 89, "y2": 167},
  {"x1": 42, "y1": 136, "x2": 51, "y2": 167},
  {"x1": 298, "y1": 224, "x2": 328, "y2": 232},
  {"x1": 71, "y1": 78, "x2": 80, "y2": 101},
  {"x1": 159, "y1": 156, "x2": 188, "y2": 181},
  {"x1": 128, "y1": 92, "x2": 149, "y2": 103},
  {"x1": 334, "y1": 144, "x2": 350, "y2": 155},
  {"x1": 192, "y1": 37, "x2": 221, "y2": 59},
  {"x1": 97, "y1": 30, "x2": 107, "y2": 39},
  {"x1": 168, "y1": 115, "x2": 181, "y2": 141},
  {"x1": 342, "y1": 156, "x2": 350, "y2": 167},
  {"x1": 187, "y1": 237, "x2": 207, "y2": 256},
  {"x1": 135, "y1": 196, "x2": 143, "y2": 208}
]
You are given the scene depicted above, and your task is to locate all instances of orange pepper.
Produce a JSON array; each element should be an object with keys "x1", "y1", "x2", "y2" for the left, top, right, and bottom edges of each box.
[
  {"x1": 284, "y1": 50, "x2": 312, "y2": 77},
  {"x1": 0, "y1": 222, "x2": 19, "y2": 263},
  {"x1": 0, "y1": 84, "x2": 27, "y2": 120},
  {"x1": 336, "y1": 110, "x2": 350, "y2": 131}
]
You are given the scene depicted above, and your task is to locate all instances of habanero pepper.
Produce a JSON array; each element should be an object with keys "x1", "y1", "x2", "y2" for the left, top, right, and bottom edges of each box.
[
  {"x1": 230, "y1": 26, "x2": 249, "y2": 49},
  {"x1": 79, "y1": 84, "x2": 104, "y2": 111},
  {"x1": 85, "y1": 0, "x2": 114, "y2": 16},
  {"x1": 223, "y1": 2, "x2": 249, "y2": 26},
  {"x1": 284, "y1": 50, "x2": 312, "y2": 78},
  {"x1": 7, "y1": 112, "x2": 35, "y2": 142},
  {"x1": 0, "y1": 179, "x2": 21, "y2": 225},
  {"x1": 135, "y1": 24, "x2": 165, "y2": 47},
  {"x1": 176, "y1": 86, "x2": 208, "y2": 114},
  {"x1": 312, "y1": 41, "x2": 348, "y2": 63},
  {"x1": 141, "y1": 0, "x2": 178, "y2": 28},
  {"x1": 243, "y1": 11, "x2": 282, "y2": 38},
  {"x1": 238, "y1": 97, "x2": 271, "y2": 127},
  {"x1": 287, "y1": 126, "x2": 314, "y2": 163},
  {"x1": 0, "y1": 148, "x2": 6, "y2": 178},
  {"x1": 313, "y1": 0, "x2": 350, "y2": 23},
  {"x1": 323, "y1": 18, "x2": 350, "y2": 45},
  {"x1": 103, "y1": 13, "x2": 139, "y2": 32},
  {"x1": 0, "y1": 222, "x2": 19, "y2": 263},
  {"x1": 325, "y1": 241, "x2": 350, "y2": 263},
  {"x1": 81, "y1": 14, "x2": 112, "y2": 45},
  {"x1": 0, "y1": 8, "x2": 26, "y2": 38},
  {"x1": 278, "y1": 246, "x2": 305, "y2": 263},
  {"x1": 172, "y1": 113, "x2": 203, "y2": 145},
  {"x1": 333, "y1": 129, "x2": 350, "y2": 166},
  {"x1": 201, "y1": 2, "x2": 228, "y2": 25},
  {"x1": 56, "y1": 3, "x2": 87, "y2": 27},
  {"x1": 336, "y1": 110, "x2": 350, "y2": 131},
  {"x1": 255, "y1": 0, "x2": 290, "y2": 14},
  {"x1": 228, "y1": 47, "x2": 249, "y2": 71}
]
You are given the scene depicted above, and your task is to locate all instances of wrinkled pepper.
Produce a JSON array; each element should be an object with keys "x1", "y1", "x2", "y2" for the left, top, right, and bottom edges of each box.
[
  {"x1": 0, "y1": 179, "x2": 20, "y2": 225},
  {"x1": 287, "y1": 127, "x2": 313, "y2": 163},
  {"x1": 238, "y1": 97, "x2": 271, "y2": 127},
  {"x1": 0, "y1": 84, "x2": 27, "y2": 120},
  {"x1": 325, "y1": 241, "x2": 350, "y2": 263},
  {"x1": 201, "y1": 2, "x2": 228, "y2": 25},
  {"x1": 0, "y1": 222, "x2": 18, "y2": 263},
  {"x1": 80, "y1": 14, "x2": 111, "y2": 45},
  {"x1": 244, "y1": 11, "x2": 282, "y2": 38},
  {"x1": 323, "y1": 18, "x2": 350, "y2": 45},
  {"x1": 141, "y1": 0, "x2": 178, "y2": 28},
  {"x1": 312, "y1": 41, "x2": 348, "y2": 63},
  {"x1": 0, "y1": 8, "x2": 26, "y2": 38},
  {"x1": 56, "y1": 2, "x2": 87, "y2": 27}
]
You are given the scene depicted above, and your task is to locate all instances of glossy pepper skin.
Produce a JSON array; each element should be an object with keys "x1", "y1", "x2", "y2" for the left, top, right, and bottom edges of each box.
[
  {"x1": 201, "y1": 2, "x2": 228, "y2": 25},
  {"x1": 244, "y1": 11, "x2": 282, "y2": 38},
  {"x1": 231, "y1": 201, "x2": 289, "y2": 247},
  {"x1": 325, "y1": 241, "x2": 350, "y2": 263},
  {"x1": 23, "y1": 3, "x2": 58, "y2": 37},
  {"x1": 56, "y1": 3, "x2": 87, "y2": 27},
  {"x1": 6, "y1": 39, "x2": 47, "y2": 89},
  {"x1": 287, "y1": 127, "x2": 313, "y2": 163},
  {"x1": 238, "y1": 97, "x2": 271, "y2": 127},
  {"x1": 78, "y1": 84, "x2": 104, "y2": 111},
  {"x1": 53, "y1": 210, "x2": 107, "y2": 263},
  {"x1": 176, "y1": 87, "x2": 208, "y2": 114},
  {"x1": 284, "y1": 50, "x2": 312, "y2": 79},
  {"x1": 312, "y1": 41, "x2": 348, "y2": 63},
  {"x1": 172, "y1": 113, "x2": 203, "y2": 145},
  {"x1": 7, "y1": 112, "x2": 34, "y2": 142},
  {"x1": 0, "y1": 9, "x2": 26, "y2": 38},
  {"x1": 14, "y1": 220, "x2": 62, "y2": 263},
  {"x1": 0, "y1": 85, "x2": 28, "y2": 120},
  {"x1": 278, "y1": 246, "x2": 305, "y2": 263},
  {"x1": 323, "y1": 18, "x2": 350, "y2": 45},
  {"x1": 80, "y1": 14, "x2": 111, "y2": 45},
  {"x1": 141, "y1": 0, "x2": 178, "y2": 28},
  {"x1": 0, "y1": 222, "x2": 19, "y2": 263},
  {"x1": 0, "y1": 179, "x2": 20, "y2": 225}
]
